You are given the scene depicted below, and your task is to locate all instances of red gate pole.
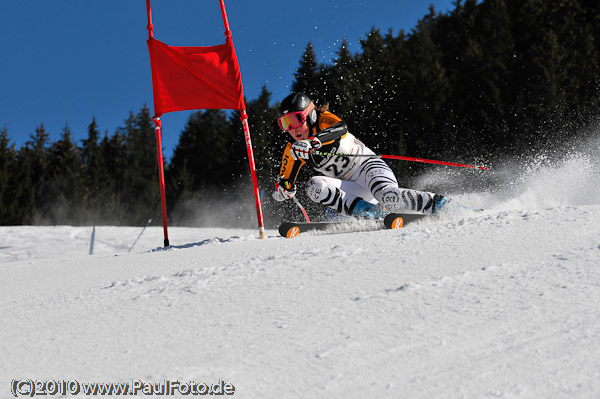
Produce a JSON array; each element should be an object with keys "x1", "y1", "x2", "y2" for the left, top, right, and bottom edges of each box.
[
  {"x1": 147, "y1": 0, "x2": 170, "y2": 246},
  {"x1": 219, "y1": 0, "x2": 266, "y2": 238},
  {"x1": 240, "y1": 109, "x2": 267, "y2": 238},
  {"x1": 153, "y1": 117, "x2": 170, "y2": 247},
  {"x1": 146, "y1": 0, "x2": 154, "y2": 38}
]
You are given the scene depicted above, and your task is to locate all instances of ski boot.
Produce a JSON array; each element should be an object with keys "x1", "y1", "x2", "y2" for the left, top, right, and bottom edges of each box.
[
  {"x1": 351, "y1": 199, "x2": 390, "y2": 220},
  {"x1": 432, "y1": 194, "x2": 448, "y2": 214}
]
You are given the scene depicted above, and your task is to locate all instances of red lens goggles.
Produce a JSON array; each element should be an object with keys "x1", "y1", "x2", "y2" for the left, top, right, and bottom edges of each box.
[{"x1": 278, "y1": 102, "x2": 315, "y2": 131}]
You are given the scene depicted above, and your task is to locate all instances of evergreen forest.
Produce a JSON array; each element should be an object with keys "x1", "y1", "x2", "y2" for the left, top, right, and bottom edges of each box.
[{"x1": 1, "y1": 0, "x2": 599, "y2": 228}]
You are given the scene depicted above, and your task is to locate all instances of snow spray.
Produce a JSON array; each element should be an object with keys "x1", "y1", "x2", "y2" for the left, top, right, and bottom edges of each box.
[{"x1": 413, "y1": 133, "x2": 600, "y2": 212}]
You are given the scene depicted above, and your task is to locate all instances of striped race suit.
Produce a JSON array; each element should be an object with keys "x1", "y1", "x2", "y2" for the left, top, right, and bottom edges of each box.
[{"x1": 277, "y1": 111, "x2": 437, "y2": 215}]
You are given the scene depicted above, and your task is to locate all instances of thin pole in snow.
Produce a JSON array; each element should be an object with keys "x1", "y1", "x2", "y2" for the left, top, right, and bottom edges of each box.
[
  {"x1": 129, "y1": 219, "x2": 152, "y2": 252},
  {"x1": 89, "y1": 226, "x2": 96, "y2": 255}
]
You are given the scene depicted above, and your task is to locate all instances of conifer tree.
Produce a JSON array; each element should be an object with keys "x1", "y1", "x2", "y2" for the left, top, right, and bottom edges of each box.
[
  {"x1": 168, "y1": 109, "x2": 233, "y2": 199},
  {"x1": 23, "y1": 124, "x2": 51, "y2": 223},
  {"x1": 353, "y1": 28, "x2": 392, "y2": 153},
  {"x1": 0, "y1": 126, "x2": 19, "y2": 224},
  {"x1": 404, "y1": 13, "x2": 451, "y2": 157},
  {"x1": 236, "y1": 87, "x2": 281, "y2": 183},
  {"x1": 80, "y1": 118, "x2": 102, "y2": 221},
  {"x1": 381, "y1": 29, "x2": 411, "y2": 158},
  {"x1": 292, "y1": 42, "x2": 321, "y2": 98},
  {"x1": 11, "y1": 148, "x2": 35, "y2": 224},
  {"x1": 40, "y1": 124, "x2": 83, "y2": 224},
  {"x1": 324, "y1": 38, "x2": 355, "y2": 112},
  {"x1": 440, "y1": 0, "x2": 515, "y2": 155},
  {"x1": 96, "y1": 130, "x2": 127, "y2": 223},
  {"x1": 121, "y1": 106, "x2": 160, "y2": 225}
]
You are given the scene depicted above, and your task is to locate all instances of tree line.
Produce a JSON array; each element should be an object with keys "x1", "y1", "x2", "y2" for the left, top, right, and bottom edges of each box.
[
  {"x1": 0, "y1": 109, "x2": 160, "y2": 225},
  {"x1": 1, "y1": 0, "x2": 599, "y2": 227}
]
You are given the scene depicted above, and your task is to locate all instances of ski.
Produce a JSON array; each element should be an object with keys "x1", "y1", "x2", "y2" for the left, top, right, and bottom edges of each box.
[
  {"x1": 279, "y1": 221, "x2": 350, "y2": 238},
  {"x1": 279, "y1": 212, "x2": 427, "y2": 238},
  {"x1": 383, "y1": 213, "x2": 427, "y2": 229}
]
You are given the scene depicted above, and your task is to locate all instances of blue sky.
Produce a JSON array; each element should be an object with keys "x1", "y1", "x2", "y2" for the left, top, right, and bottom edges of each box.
[{"x1": 0, "y1": 0, "x2": 455, "y2": 160}]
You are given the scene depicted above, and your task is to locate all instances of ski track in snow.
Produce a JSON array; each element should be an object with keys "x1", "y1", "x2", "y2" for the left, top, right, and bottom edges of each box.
[{"x1": 1, "y1": 142, "x2": 600, "y2": 398}]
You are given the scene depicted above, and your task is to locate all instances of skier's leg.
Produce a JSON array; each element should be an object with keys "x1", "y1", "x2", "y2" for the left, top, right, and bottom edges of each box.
[
  {"x1": 356, "y1": 157, "x2": 446, "y2": 214},
  {"x1": 305, "y1": 176, "x2": 377, "y2": 216},
  {"x1": 378, "y1": 186, "x2": 447, "y2": 214}
]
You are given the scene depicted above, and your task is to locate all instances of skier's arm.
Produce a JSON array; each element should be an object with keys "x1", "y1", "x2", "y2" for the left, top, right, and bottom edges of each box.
[
  {"x1": 273, "y1": 143, "x2": 305, "y2": 202},
  {"x1": 315, "y1": 121, "x2": 348, "y2": 144},
  {"x1": 315, "y1": 111, "x2": 348, "y2": 145},
  {"x1": 278, "y1": 142, "x2": 305, "y2": 182}
]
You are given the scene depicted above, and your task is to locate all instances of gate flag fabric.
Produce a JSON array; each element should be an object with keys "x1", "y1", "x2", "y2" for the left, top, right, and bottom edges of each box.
[
  {"x1": 147, "y1": 38, "x2": 245, "y2": 115},
  {"x1": 146, "y1": 0, "x2": 267, "y2": 246}
]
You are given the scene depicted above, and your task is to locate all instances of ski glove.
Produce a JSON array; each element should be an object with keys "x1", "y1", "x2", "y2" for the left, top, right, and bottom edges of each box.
[
  {"x1": 272, "y1": 176, "x2": 297, "y2": 202},
  {"x1": 290, "y1": 137, "x2": 322, "y2": 160}
]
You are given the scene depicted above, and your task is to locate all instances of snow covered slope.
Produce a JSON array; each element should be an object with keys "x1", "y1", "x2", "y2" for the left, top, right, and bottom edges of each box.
[{"x1": 1, "y1": 138, "x2": 599, "y2": 398}]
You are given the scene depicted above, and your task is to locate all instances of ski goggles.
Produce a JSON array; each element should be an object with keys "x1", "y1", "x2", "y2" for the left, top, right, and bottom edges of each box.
[{"x1": 278, "y1": 102, "x2": 315, "y2": 131}]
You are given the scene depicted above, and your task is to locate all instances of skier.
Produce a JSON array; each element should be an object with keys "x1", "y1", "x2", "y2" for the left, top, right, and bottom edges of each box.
[{"x1": 272, "y1": 92, "x2": 447, "y2": 218}]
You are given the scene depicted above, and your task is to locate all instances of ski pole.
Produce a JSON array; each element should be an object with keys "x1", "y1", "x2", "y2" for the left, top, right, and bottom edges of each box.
[
  {"x1": 278, "y1": 178, "x2": 312, "y2": 223},
  {"x1": 290, "y1": 195, "x2": 311, "y2": 223},
  {"x1": 312, "y1": 150, "x2": 489, "y2": 170},
  {"x1": 129, "y1": 219, "x2": 152, "y2": 252}
]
